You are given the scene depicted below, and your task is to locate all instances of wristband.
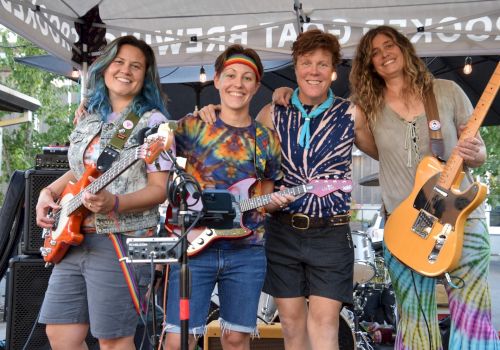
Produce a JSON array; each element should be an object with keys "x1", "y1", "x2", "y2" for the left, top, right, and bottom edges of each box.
[{"x1": 113, "y1": 195, "x2": 120, "y2": 213}]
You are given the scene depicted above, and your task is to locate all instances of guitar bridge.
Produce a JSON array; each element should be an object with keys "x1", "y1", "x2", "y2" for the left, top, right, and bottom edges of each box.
[
  {"x1": 428, "y1": 224, "x2": 452, "y2": 263},
  {"x1": 412, "y1": 210, "x2": 437, "y2": 238}
]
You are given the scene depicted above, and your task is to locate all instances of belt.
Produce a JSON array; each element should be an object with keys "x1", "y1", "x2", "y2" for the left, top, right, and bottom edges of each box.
[{"x1": 273, "y1": 212, "x2": 350, "y2": 230}]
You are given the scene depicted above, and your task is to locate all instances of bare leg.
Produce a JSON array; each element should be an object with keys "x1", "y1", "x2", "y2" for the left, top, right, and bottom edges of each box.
[
  {"x1": 275, "y1": 297, "x2": 311, "y2": 350},
  {"x1": 46, "y1": 324, "x2": 89, "y2": 350},
  {"x1": 163, "y1": 332, "x2": 197, "y2": 350},
  {"x1": 99, "y1": 335, "x2": 135, "y2": 350},
  {"x1": 308, "y1": 296, "x2": 342, "y2": 350},
  {"x1": 220, "y1": 330, "x2": 250, "y2": 350}
]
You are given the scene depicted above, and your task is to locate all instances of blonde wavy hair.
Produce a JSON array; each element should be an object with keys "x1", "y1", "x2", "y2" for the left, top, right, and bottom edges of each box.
[{"x1": 349, "y1": 26, "x2": 433, "y2": 126}]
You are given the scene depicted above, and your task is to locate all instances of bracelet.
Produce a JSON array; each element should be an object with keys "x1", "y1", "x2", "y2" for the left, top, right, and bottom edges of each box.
[{"x1": 113, "y1": 195, "x2": 120, "y2": 213}]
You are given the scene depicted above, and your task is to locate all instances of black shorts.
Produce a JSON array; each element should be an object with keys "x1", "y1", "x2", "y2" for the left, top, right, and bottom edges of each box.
[{"x1": 263, "y1": 216, "x2": 354, "y2": 304}]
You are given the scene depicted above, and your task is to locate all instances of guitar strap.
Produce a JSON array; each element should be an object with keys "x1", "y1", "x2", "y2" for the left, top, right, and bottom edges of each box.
[
  {"x1": 96, "y1": 111, "x2": 141, "y2": 172},
  {"x1": 254, "y1": 123, "x2": 268, "y2": 180},
  {"x1": 423, "y1": 86, "x2": 445, "y2": 159},
  {"x1": 97, "y1": 110, "x2": 146, "y2": 315},
  {"x1": 108, "y1": 234, "x2": 146, "y2": 315}
]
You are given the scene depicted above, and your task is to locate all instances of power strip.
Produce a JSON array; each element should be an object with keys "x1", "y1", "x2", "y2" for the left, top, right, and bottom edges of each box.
[{"x1": 125, "y1": 237, "x2": 181, "y2": 263}]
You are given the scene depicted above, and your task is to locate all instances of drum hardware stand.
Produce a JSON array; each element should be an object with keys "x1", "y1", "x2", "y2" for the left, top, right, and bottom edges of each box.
[
  {"x1": 352, "y1": 285, "x2": 375, "y2": 350},
  {"x1": 258, "y1": 294, "x2": 278, "y2": 324}
]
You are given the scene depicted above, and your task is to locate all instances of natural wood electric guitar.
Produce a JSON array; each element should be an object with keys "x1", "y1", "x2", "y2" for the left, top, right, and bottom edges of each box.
[
  {"x1": 40, "y1": 123, "x2": 174, "y2": 264},
  {"x1": 166, "y1": 178, "x2": 353, "y2": 256},
  {"x1": 384, "y1": 62, "x2": 499, "y2": 277}
]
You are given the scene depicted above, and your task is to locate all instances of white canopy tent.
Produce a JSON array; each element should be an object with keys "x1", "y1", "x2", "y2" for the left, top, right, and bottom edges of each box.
[
  {"x1": 0, "y1": 0, "x2": 499, "y2": 70},
  {"x1": 1, "y1": 0, "x2": 498, "y2": 125}
]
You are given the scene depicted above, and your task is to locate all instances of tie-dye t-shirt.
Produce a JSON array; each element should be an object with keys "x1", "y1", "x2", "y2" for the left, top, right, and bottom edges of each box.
[
  {"x1": 175, "y1": 114, "x2": 282, "y2": 244},
  {"x1": 272, "y1": 97, "x2": 354, "y2": 217}
]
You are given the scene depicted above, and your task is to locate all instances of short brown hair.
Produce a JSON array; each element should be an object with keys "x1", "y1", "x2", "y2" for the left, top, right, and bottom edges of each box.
[
  {"x1": 292, "y1": 29, "x2": 341, "y2": 66},
  {"x1": 214, "y1": 44, "x2": 264, "y2": 79}
]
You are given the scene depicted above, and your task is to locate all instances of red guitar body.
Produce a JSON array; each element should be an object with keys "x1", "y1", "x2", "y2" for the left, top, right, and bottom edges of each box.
[{"x1": 42, "y1": 166, "x2": 99, "y2": 264}]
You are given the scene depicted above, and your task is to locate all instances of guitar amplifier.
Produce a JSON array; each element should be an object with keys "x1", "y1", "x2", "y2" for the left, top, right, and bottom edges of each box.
[
  {"x1": 5, "y1": 255, "x2": 99, "y2": 350},
  {"x1": 35, "y1": 153, "x2": 69, "y2": 170},
  {"x1": 23, "y1": 169, "x2": 67, "y2": 255},
  {"x1": 203, "y1": 320, "x2": 284, "y2": 350}
]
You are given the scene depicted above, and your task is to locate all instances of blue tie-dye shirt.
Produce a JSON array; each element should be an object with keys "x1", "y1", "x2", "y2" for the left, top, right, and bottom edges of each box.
[{"x1": 272, "y1": 97, "x2": 354, "y2": 217}]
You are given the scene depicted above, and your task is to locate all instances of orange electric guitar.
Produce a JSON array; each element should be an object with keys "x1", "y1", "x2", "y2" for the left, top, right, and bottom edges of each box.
[
  {"x1": 384, "y1": 62, "x2": 500, "y2": 277},
  {"x1": 40, "y1": 123, "x2": 175, "y2": 265},
  {"x1": 166, "y1": 178, "x2": 353, "y2": 256}
]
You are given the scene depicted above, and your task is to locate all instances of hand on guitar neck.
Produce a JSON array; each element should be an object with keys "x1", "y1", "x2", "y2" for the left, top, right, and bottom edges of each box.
[
  {"x1": 455, "y1": 124, "x2": 486, "y2": 168},
  {"x1": 266, "y1": 184, "x2": 297, "y2": 213},
  {"x1": 166, "y1": 178, "x2": 353, "y2": 256},
  {"x1": 81, "y1": 177, "x2": 117, "y2": 214}
]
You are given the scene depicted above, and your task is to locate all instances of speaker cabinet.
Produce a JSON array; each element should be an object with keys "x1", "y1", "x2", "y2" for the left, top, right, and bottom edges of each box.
[
  {"x1": 23, "y1": 169, "x2": 66, "y2": 255},
  {"x1": 0, "y1": 171, "x2": 25, "y2": 279},
  {"x1": 5, "y1": 255, "x2": 98, "y2": 350},
  {"x1": 203, "y1": 320, "x2": 285, "y2": 350}
]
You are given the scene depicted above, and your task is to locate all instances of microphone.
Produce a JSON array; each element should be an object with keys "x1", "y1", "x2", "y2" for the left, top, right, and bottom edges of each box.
[
  {"x1": 173, "y1": 175, "x2": 201, "y2": 201},
  {"x1": 185, "y1": 182, "x2": 201, "y2": 200}
]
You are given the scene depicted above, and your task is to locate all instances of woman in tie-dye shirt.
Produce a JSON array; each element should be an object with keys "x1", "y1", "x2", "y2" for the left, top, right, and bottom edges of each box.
[{"x1": 164, "y1": 45, "x2": 287, "y2": 350}]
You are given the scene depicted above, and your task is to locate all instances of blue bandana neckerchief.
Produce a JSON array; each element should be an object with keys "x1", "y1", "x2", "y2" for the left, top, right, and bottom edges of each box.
[{"x1": 291, "y1": 88, "x2": 334, "y2": 149}]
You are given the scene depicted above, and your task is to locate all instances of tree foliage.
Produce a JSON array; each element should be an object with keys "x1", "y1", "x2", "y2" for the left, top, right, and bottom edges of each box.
[
  {"x1": 476, "y1": 125, "x2": 500, "y2": 208},
  {"x1": 0, "y1": 31, "x2": 78, "y2": 205}
]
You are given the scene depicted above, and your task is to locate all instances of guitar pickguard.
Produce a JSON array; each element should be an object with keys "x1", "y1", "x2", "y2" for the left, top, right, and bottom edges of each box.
[{"x1": 413, "y1": 173, "x2": 478, "y2": 229}]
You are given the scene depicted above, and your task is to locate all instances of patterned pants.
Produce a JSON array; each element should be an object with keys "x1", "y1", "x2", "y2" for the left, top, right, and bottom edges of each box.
[{"x1": 384, "y1": 219, "x2": 500, "y2": 350}]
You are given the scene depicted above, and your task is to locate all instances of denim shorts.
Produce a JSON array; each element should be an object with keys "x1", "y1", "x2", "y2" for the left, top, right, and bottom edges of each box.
[
  {"x1": 263, "y1": 216, "x2": 354, "y2": 304},
  {"x1": 165, "y1": 244, "x2": 266, "y2": 337},
  {"x1": 38, "y1": 234, "x2": 150, "y2": 339}
]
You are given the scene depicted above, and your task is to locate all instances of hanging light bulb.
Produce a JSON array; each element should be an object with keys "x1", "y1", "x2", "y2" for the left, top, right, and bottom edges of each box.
[
  {"x1": 463, "y1": 57, "x2": 472, "y2": 75},
  {"x1": 199, "y1": 65, "x2": 207, "y2": 83},
  {"x1": 71, "y1": 68, "x2": 80, "y2": 79},
  {"x1": 331, "y1": 71, "x2": 337, "y2": 81}
]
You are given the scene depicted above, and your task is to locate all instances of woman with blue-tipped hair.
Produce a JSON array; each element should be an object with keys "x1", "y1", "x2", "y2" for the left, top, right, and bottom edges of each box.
[{"x1": 35, "y1": 35, "x2": 172, "y2": 350}]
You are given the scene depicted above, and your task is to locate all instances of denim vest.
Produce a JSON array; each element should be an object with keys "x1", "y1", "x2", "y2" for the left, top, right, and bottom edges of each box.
[{"x1": 67, "y1": 110, "x2": 160, "y2": 234}]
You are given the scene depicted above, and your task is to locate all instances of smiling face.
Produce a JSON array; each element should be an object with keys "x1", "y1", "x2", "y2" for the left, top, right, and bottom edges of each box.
[
  {"x1": 103, "y1": 44, "x2": 147, "y2": 105},
  {"x1": 295, "y1": 48, "x2": 334, "y2": 105},
  {"x1": 214, "y1": 63, "x2": 260, "y2": 115},
  {"x1": 370, "y1": 33, "x2": 405, "y2": 81}
]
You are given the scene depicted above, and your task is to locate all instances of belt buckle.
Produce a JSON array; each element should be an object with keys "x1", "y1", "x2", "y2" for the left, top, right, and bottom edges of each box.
[{"x1": 291, "y1": 213, "x2": 310, "y2": 230}]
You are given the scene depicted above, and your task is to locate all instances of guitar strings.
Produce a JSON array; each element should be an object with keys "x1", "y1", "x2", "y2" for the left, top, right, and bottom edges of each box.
[{"x1": 51, "y1": 147, "x2": 139, "y2": 225}]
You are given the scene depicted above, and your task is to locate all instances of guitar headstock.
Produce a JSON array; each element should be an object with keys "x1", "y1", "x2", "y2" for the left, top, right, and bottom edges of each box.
[
  {"x1": 141, "y1": 121, "x2": 176, "y2": 164},
  {"x1": 306, "y1": 179, "x2": 353, "y2": 197}
]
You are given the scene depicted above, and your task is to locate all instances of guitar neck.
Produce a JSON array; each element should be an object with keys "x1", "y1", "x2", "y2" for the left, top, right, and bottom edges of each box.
[
  {"x1": 239, "y1": 184, "x2": 307, "y2": 212},
  {"x1": 437, "y1": 62, "x2": 500, "y2": 190},
  {"x1": 66, "y1": 149, "x2": 140, "y2": 215}
]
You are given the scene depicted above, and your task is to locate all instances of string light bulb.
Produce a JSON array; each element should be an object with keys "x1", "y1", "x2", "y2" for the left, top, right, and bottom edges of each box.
[
  {"x1": 331, "y1": 71, "x2": 337, "y2": 81},
  {"x1": 463, "y1": 57, "x2": 472, "y2": 75},
  {"x1": 71, "y1": 68, "x2": 80, "y2": 79},
  {"x1": 199, "y1": 65, "x2": 207, "y2": 83}
]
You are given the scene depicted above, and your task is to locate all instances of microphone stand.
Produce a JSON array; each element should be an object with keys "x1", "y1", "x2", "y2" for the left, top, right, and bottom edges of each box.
[
  {"x1": 163, "y1": 150, "x2": 201, "y2": 350},
  {"x1": 178, "y1": 187, "x2": 191, "y2": 350}
]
